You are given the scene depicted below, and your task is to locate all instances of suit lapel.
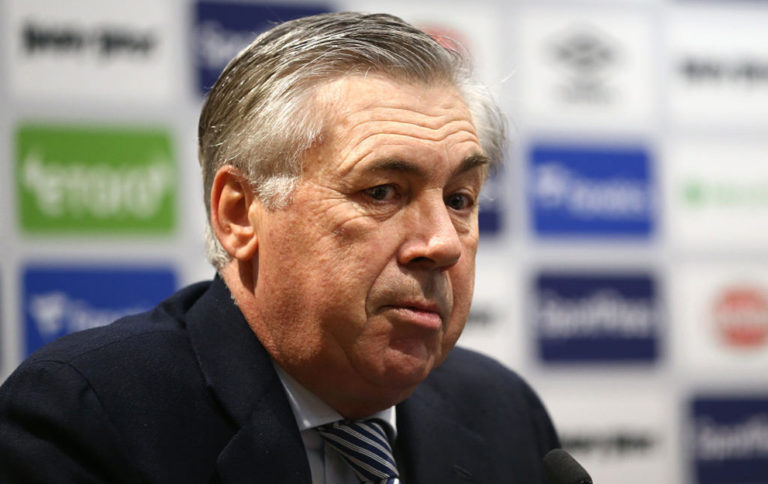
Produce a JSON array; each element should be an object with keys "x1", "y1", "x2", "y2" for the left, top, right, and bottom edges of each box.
[
  {"x1": 186, "y1": 277, "x2": 311, "y2": 483},
  {"x1": 213, "y1": 393, "x2": 310, "y2": 483},
  {"x1": 395, "y1": 383, "x2": 490, "y2": 483}
]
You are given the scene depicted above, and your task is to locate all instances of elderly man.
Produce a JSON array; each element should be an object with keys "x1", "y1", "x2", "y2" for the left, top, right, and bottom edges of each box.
[{"x1": 0, "y1": 12, "x2": 559, "y2": 483}]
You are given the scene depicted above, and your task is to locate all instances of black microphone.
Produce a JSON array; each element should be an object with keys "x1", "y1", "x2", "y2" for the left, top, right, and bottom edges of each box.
[{"x1": 543, "y1": 448, "x2": 593, "y2": 484}]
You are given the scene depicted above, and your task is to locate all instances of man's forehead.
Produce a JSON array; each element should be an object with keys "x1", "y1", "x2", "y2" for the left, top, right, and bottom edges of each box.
[
  {"x1": 316, "y1": 74, "x2": 470, "y2": 121},
  {"x1": 300, "y1": 74, "x2": 482, "y2": 178}
]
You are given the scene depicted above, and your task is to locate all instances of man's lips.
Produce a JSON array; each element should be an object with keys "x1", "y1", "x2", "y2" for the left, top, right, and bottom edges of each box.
[{"x1": 383, "y1": 302, "x2": 444, "y2": 330}]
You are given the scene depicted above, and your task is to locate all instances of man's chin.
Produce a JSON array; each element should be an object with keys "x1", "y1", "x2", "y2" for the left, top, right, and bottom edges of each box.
[{"x1": 381, "y1": 341, "x2": 439, "y2": 387}]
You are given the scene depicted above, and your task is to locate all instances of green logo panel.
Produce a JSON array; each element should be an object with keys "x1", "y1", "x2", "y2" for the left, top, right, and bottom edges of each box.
[{"x1": 16, "y1": 124, "x2": 177, "y2": 234}]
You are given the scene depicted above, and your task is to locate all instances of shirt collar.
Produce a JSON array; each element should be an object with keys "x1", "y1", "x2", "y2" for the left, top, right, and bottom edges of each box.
[{"x1": 273, "y1": 362, "x2": 397, "y2": 440}]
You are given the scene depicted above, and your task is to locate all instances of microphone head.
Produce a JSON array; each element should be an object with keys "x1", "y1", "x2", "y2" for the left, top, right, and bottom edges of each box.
[{"x1": 543, "y1": 448, "x2": 593, "y2": 484}]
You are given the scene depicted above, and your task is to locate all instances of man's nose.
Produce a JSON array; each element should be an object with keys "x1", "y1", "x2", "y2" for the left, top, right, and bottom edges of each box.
[{"x1": 397, "y1": 196, "x2": 463, "y2": 270}]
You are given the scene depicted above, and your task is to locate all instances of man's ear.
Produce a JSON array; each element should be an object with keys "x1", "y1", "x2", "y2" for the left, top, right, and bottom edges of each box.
[{"x1": 210, "y1": 166, "x2": 260, "y2": 262}]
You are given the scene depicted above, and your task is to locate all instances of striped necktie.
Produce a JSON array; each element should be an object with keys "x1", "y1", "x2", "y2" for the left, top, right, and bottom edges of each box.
[{"x1": 317, "y1": 419, "x2": 400, "y2": 484}]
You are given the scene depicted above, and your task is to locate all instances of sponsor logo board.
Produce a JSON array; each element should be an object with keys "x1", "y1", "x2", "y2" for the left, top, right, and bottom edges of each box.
[
  {"x1": 534, "y1": 272, "x2": 660, "y2": 363},
  {"x1": 23, "y1": 266, "x2": 176, "y2": 355},
  {"x1": 4, "y1": 0, "x2": 177, "y2": 103},
  {"x1": 340, "y1": 2, "x2": 503, "y2": 97},
  {"x1": 15, "y1": 124, "x2": 177, "y2": 234},
  {"x1": 461, "y1": 258, "x2": 521, "y2": 369},
  {"x1": 672, "y1": 264, "x2": 768, "y2": 373},
  {"x1": 665, "y1": 139, "x2": 768, "y2": 249},
  {"x1": 667, "y1": 7, "x2": 768, "y2": 126},
  {"x1": 517, "y1": 7, "x2": 653, "y2": 128},
  {"x1": 479, "y1": 170, "x2": 504, "y2": 235},
  {"x1": 195, "y1": 1, "x2": 332, "y2": 94},
  {"x1": 691, "y1": 396, "x2": 768, "y2": 484},
  {"x1": 545, "y1": 393, "x2": 677, "y2": 483},
  {"x1": 528, "y1": 144, "x2": 654, "y2": 237}
]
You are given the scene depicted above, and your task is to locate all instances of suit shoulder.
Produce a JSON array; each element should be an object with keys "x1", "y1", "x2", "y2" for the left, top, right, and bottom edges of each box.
[
  {"x1": 427, "y1": 346, "x2": 556, "y2": 428},
  {"x1": 421, "y1": 346, "x2": 561, "y2": 454},
  {"x1": 434, "y1": 346, "x2": 527, "y2": 388}
]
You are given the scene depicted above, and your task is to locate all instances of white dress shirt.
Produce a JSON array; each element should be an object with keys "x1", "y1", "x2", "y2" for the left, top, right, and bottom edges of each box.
[{"x1": 273, "y1": 363, "x2": 398, "y2": 484}]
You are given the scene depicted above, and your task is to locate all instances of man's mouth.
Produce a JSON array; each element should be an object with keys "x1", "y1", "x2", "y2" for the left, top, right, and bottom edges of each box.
[{"x1": 384, "y1": 301, "x2": 444, "y2": 330}]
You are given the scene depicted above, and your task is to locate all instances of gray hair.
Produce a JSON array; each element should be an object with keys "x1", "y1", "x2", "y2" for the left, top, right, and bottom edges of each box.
[{"x1": 198, "y1": 11, "x2": 506, "y2": 268}]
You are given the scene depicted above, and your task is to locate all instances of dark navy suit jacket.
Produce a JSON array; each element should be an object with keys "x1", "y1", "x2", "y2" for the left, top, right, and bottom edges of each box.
[{"x1": 0, "y1": 277, "x2": 559, "y2": 483}]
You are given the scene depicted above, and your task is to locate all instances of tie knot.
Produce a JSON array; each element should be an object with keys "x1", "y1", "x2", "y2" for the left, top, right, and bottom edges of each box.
[{"x1": 317, "y1": 419, "x2": 400, "y2": 484}]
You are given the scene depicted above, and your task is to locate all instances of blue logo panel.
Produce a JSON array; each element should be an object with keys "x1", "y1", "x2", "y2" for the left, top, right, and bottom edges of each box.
[
  {"x1": 195, "y1": 1, "x2": 333, "y2": 94},
  {"x1": 479, "y1": 169, "x2": 504, "y2": 236},
  {"x1": 528, "y1": 144, "x2": 654, "y2": 237},
  {"x1": 535, "y1": 273, "x2": 659, "y2": 363},
  {"x1": 692, "y1": 396, "x2": 768, "y2": 484},
  {"x1": 23, "y1": 266, "x2": 176, "y2": 356}
]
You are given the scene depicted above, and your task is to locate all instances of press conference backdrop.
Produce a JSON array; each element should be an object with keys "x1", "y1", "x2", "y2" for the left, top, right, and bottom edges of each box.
[{"x1": 2, "y1": 0, "x2": 767, "y2": 482}]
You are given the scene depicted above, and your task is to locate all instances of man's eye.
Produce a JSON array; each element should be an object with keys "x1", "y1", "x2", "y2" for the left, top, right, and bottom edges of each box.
[
  {"x1": 364, "y1": 185, "x2": 397, "y2": 202},
  {"x1": 445, "y1": 193, "x2": 473, "y2": 211}
]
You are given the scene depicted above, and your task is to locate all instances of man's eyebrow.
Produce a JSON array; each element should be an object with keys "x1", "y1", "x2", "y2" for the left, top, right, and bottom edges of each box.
[
  {"x1": 365, "y1": 158, "x2": 422, "y2": 175},
  {"x1": 455, "y1": 153, "x2": 490, "y2": 176},
  {"x1": 364, "y1": 153, "x2": 490, "y2": 178}
]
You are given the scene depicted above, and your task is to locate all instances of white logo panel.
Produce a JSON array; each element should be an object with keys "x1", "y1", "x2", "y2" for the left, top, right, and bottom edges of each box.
[
  {"x1": 664, "y1": 138, "x2": 768, "y2": 250},
  {"x1": 459, "y1": 252, "x2": 522, "y2": 370},
  {"x1": 544, "y1": 392, "x2": 679, "y2": 484},
  {"x1": 667, "y1": 6, "x2": 768, "y2": 127},
  {"x1": 337, "y1": 0, "x2": 503, "y2": 98},
  {"x1": 517, "y1": 6, "x2": 654, "y2": 129},
  {"x1": 4, "y1": 0, "x2": 179, "y2": 104},
  {"x1": 671, "y1": 263, "x2": 768, "y2": 375}
]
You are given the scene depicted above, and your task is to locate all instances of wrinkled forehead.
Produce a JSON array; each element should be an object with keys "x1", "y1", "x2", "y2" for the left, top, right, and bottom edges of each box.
[
  {"x1": 311, "y1": 74, "x2": 475, "y2": 141},
  {"x1": 300, "y1": 74, "x2": 485, "y2": 180}
]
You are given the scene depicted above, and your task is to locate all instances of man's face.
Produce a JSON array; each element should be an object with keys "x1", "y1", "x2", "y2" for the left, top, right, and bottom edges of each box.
[{"x1": 248, "y1": 75, "x2": 487, "y2": 416}]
